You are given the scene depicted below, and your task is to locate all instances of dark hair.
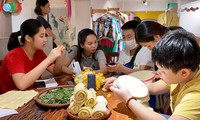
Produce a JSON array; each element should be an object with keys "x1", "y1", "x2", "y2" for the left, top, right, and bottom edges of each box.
[
  {"x1": 152, "y1": 29, "x2": 200, "y2": 73},
  {"x1": 135, "y1": 21, "x2": 183, "y2": 44},
  {"x1": 7, "y1": 19, "x2": 43, "y2": 51},
  {"x1": 76, "y1": 28, "x2": 97, "y2": 62},
  {"x1": 121, "y1": 20, "x2": 140, "y2": 32},
  {"x1": 34, "y1": 0, "x2": 49, "y2": 15},
  {"x1": 135, "y1": 21, "x2": 167, "y2": 43},
  {"x1": 133, "y1": 16, "x2": 141, "y2": 22}
]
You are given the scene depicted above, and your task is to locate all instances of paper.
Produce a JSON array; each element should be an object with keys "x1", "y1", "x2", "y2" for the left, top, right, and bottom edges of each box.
[
  {"x1": 0, "y1": 90, "x2": 38, "y2": 109},
  {"x1": 37, "y1": 78, "x2": 58, "y2": 88},
  {"x1": 0, "y1": 108, "x2": 18, "y2": 118}
]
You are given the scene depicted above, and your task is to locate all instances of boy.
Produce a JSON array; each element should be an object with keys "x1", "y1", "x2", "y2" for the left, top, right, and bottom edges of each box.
[{"x1": 110, "y1": 29, "x2": 200, "y2": 120}]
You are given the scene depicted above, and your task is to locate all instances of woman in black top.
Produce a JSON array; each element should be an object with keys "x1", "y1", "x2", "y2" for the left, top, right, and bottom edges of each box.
[{"x1": 34, "y1": 0, "x2": 57, "y2": 48}]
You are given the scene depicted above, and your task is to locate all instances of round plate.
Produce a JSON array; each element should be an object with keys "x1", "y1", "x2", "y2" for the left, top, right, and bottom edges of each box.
[
  {"x1": 128, "y1": 70, "x2": 155, "y2": 82},
  {"x1": 35, "y1": 85, "x2": 74, "y2": 107},
  {"x1": 114, "y1": 75, "x2": 149, "y2": 98},
  {"x1": 67, "y1": 107, "x2": 111, "y2": 120}
]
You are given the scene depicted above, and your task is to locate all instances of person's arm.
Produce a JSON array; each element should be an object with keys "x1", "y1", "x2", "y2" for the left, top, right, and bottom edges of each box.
[
  {"x1": 110, "y1": 84, "x2": 187, "y2": 120},
  {"x1": 62, "y1": 56, "x2": 74, "y2": 75},
  {"x1": 146, "y1": 80, "x2": 169, "y2": 95},
  {"x1": 12, "y1": 47, "x2": 63, "y2": 90},
  {"x1": 94, "y1": 60, "x2": 107, "y2": 75},
  {"x1": 47, "y1": 45, "x2": 65, "y2": 75},
  {"x1": 46, "y1": 28, "x2": 56, "y2": 40}
]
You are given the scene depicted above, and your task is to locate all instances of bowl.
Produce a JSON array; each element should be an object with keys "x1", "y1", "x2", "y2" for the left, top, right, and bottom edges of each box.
[{"x1": 35, "y1": 85, "x2": 74, "y2": 107}]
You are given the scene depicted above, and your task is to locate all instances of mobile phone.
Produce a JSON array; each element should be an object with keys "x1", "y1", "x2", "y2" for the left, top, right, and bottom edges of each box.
[
  {"x1": 72, "y1": 62, "x2": 82, "y2": 75},
  {"x1": 34, "y1": 81, "x2": 46, "y2": 88},
  {"x1": 106, "y1": 62, "x2": 116, "y2": 66}
]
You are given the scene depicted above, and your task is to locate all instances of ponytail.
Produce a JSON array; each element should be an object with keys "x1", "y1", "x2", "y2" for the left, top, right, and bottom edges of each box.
[
  {"x1": 7, "y1": 19, "x2": 43, "y2": 51},
  {"x1": 7, "y1": 31, "x2": 21, "y2": 51}
]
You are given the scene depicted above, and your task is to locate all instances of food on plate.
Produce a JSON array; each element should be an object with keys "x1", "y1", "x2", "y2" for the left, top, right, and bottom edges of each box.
[
  {"x1": 74, "y1": 83, "x2": 87, "y2": 104},
  {"x1": 91, "y1": 103, "x2": 108, "y2": 119},
  {"x1": 74, "y1": 69, "x2": 106, "y2": 90},
  {"x1": 78, "y1": 106, "x2": 92, "y2": 118},
  {"x1": 68, "y1": 83, "x2": 109, "y2": 119},
  {"x1": 39, "y1": 87, "x2": 74, "y2": 104},
  {"x1": 85, "y1": 88, "x2": 97, "y2": 108}
]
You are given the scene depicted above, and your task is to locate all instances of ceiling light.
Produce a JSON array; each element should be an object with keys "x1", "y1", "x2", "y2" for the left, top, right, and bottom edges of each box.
[{"x1": 143, "y1": 0, "x2": 148, "y2": 5}]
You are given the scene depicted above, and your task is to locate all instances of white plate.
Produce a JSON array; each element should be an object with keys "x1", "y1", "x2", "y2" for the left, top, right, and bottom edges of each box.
[
  {"x1": 113, "y1": 75, "x2": 148, "y2": 98},
  {"x1": 128, "y1": 70, "x2": 155, "y2": 82}
]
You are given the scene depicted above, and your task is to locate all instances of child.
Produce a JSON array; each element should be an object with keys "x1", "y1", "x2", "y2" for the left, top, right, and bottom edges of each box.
[
  {"x1": 109, "y1": 29, "x2": 200, "y2": 119},
  {"x1": 107, "y1": 20, "x2": 153, "y2": 74},
  {"x1": 0, "y1": 19, "x2": 64, "y2": 94},
  {"x1": 62, "y1": 28, "x2": 107, "y2": 75}
]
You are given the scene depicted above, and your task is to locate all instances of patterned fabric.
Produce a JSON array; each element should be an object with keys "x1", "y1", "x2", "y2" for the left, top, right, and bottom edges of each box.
[{"x1": 93, "y1": 15, "x2": 123, "y2": 52}]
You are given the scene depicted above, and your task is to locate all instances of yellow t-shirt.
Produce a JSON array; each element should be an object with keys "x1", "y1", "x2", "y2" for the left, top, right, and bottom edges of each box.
[{"x1": 162, "y1": 69, "x2": 200, "y2": 119}]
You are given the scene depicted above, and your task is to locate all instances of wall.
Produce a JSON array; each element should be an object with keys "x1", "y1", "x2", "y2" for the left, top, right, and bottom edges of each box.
[
  {"x1": 0, "y1": 11, "x2": 12, "y2": 59},
  {"x1": 179, "y1": 0, "x2": 200, "y2": 36}
]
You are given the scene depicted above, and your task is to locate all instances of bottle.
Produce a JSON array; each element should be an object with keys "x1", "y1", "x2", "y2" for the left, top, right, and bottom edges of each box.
[{"x1": 87, "y1": 74, "x2": 96, "y2": 90}]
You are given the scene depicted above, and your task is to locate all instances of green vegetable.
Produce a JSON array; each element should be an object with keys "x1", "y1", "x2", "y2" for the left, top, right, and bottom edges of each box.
[{"x1": 39, "y1": 87, "x2": 74, "y2": 104}]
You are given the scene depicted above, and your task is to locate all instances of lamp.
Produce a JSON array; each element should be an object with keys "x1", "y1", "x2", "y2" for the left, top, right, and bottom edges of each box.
[{"x1": 143, "y1": 0, "x2": 148, "y2": 6}]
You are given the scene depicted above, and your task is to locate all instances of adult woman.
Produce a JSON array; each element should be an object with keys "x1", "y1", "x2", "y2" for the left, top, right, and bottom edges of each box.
[
  {"x1": 0, "y1": 19, "x2": 64, "y2": 94},
  {"x1": 107, "y1": 20, "x2": 153, "y2": 75},
  {"x1": 135, "y1": 20, "x2": 181, "y2": 50},
  {"x1": 34, "y1": 0, "x2": 57, "y2": 48},
  {"x1": 62, "y1": 28, "x2": 107, "y2": 75}
]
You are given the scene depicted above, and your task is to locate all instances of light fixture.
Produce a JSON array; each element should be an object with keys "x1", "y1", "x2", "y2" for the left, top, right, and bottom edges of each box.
[{"x1": 143, "y1": 0, "x2": 148, "y2": 6}]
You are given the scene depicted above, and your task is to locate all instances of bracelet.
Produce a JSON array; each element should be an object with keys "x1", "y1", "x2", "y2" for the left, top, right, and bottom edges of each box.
[{"x1": 126, "y1": 96, "x2": 136, "y2": 108}]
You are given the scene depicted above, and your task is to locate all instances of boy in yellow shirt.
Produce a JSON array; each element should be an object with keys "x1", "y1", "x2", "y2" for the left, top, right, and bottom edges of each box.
[{"x1": 108, "y1": 29, "x2": 200, "y2": 120}]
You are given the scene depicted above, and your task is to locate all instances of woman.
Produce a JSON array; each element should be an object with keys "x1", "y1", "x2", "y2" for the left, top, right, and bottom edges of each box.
[
  {"x1": 0, "y1": 19, "x2": 64, "y2": 94},
  {"x1": 135, "y1": 21, "x2": 182, "y2": 50},
  {"x1": 34, "y1": 0, "x2": 57, "y2": 48},
  {"x1": 107, "y1": 20, "x2": 153, "y2": 75},
  {"x1": 62, "y1": 28, "x2": 107, "y2": 75}
]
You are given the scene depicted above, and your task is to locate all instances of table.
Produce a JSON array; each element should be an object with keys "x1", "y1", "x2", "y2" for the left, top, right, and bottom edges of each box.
[{"x1": 0, "y1": 75, "x2": 136, "y2": 120}]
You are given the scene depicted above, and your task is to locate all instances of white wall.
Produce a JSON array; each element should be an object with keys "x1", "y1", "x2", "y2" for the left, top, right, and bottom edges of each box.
[{"x1": 179, "y1": 0, "x2": 200, "y2": 36}]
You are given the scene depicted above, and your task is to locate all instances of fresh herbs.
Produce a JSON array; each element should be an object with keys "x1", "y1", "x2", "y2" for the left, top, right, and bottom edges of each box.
[{"x1": 39, "y1": 87, "x2": 74, "y2": 104}]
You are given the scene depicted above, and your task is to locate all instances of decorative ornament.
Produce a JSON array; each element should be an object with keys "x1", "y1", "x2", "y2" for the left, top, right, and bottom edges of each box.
[
  {"x1": 2, "y1": 0, "x2": 22, "y2": 13},
  {"x1": 65, "y1": 0, "x2": 72, "y2": 22},
  {"x1": 0, "y1": 3, "x2": 2, "y2": 12}
]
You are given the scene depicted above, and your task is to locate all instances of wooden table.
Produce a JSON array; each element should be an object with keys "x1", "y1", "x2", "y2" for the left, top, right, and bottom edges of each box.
[{"x1": 1, "y1": 76, "x2": 136, "y2": 120}]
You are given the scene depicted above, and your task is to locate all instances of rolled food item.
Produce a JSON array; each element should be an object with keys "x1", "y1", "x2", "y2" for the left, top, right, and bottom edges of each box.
[
  {"x1": 74, "y1": 83, "x2": 87, "y2": 104},
  {"x1": 85, "y1": 88, "x2": 97, "y2": 108},
  {"x1": 68, "y1": 101, "x2": 83, "y2": 115},
  {"x1": 96, "y1": 96, "x2": 108, "y2": 105},
  {"x1": 78, "y1": 106, "x2": 92, "y2": 118},
  {"x1": 91, "y1": 102, "x2": 108, "y2": 119}
]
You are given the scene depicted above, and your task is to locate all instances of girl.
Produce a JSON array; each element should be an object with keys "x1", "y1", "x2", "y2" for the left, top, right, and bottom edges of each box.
[
  {"x1": 62, "y1": 28, "x2": 107, "y2": 75},
  {"x1": 0, "y1": 19, "x2": 64, "y2": 94}
]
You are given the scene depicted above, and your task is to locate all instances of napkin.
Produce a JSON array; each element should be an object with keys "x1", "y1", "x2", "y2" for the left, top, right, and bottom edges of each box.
[{"x1": 0, "y1": 108, "x2": 18, "y2": 118}]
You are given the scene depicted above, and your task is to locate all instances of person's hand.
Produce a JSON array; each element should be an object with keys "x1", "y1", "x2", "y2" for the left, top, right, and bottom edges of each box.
[
  {"x1": 110, "y1": 83, "x2": 132, "y2": 103},
  {"x1": 153, "y1": 71, "x2": 161, "y2": 81},
  {"x1": 47, "y1": 45, "x2": 65, "y2": 63},
  {"x1": 107, "y1": 62, "x2": 122, "y2": 73},
  {"x1": 104, "y1": 77, "x2": 117, "y2": 87}
]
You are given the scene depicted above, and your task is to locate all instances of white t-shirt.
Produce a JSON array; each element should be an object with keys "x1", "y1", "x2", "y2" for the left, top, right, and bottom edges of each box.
[{"x1": 118, "y1": 47, "x2": 153, "y2": 69}]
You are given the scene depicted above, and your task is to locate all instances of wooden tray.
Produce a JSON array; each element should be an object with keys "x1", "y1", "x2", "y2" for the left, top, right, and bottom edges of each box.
[
  {"x1": 67, "y1": 107, "x2": 111, "y2": 120},
  {"x1": 35, "y1": 85, "x2": 74, "y2": 108}
]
